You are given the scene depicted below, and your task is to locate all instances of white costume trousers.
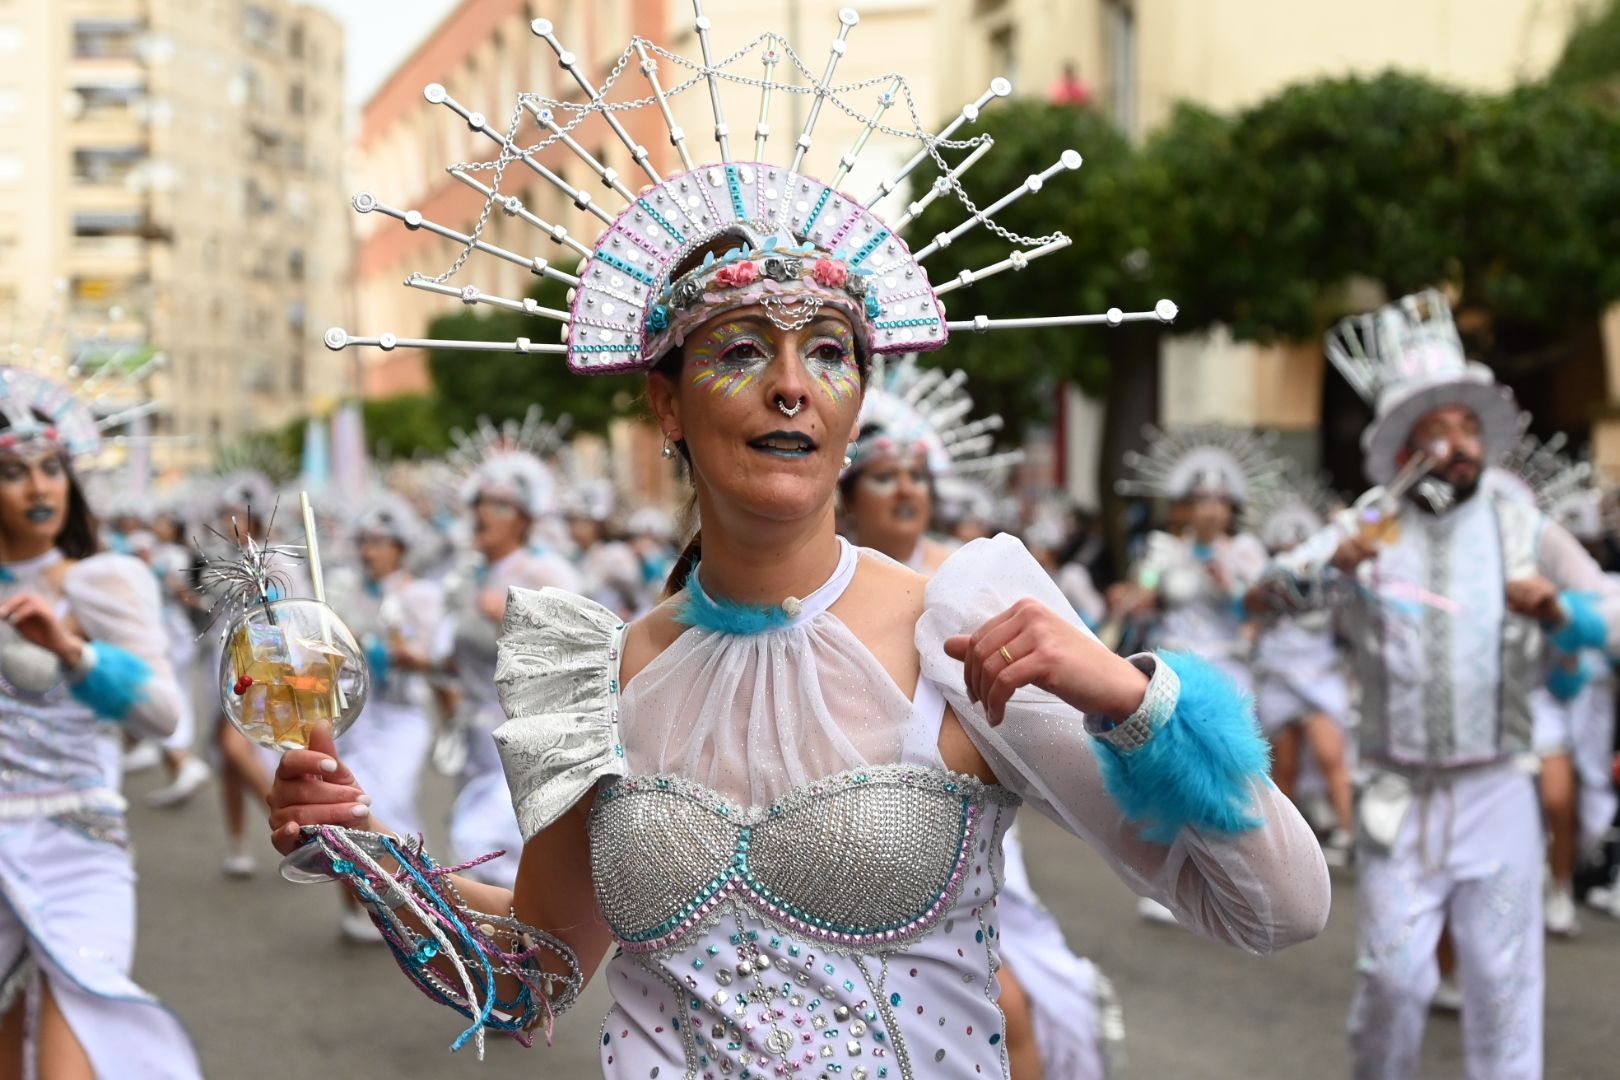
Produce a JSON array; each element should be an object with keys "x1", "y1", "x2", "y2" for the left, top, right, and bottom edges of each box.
[
  {"x1": 1349, "y1": 764, "x2": 1543, "y2": 1080},
  {"x1": 340, "y1": 700, "x2": 433, "y2": 842}
]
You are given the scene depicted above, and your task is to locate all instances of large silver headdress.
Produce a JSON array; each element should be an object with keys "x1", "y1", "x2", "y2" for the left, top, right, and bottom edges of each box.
[
  {"x1": 845, "y1": 353, "x2": 1022, "y2": 479},
  {"x1": 1488, "y1": 418, "x2": 1605, "y2": 541},
  {"x1": 1, "y1": 311, "x2": 170, "y2": 463},
  {"x1": 323, "y1": 3, "x2": 1175, "y2": 373},
  {"x1": 1116, "y1": 423, "x2": 1287, "y2": 504},
  {"x1": 447, "y1": 406, "x2": 570, "y2": 519},
  {"x1": 1242, "y1": 467, "x2": 1339, "y2": 551}
]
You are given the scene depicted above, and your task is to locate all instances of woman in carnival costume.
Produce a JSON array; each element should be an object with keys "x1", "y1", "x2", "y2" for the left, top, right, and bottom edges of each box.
[
  {"x1": 839, "y1": 354, "x2": 1021, "y2": 573},
  {"x1": 1488, "y1": 427, "x2": 1618, "y2": 937},
  {"x1": 841, "y1": 354, "x2": 1121, "y2": 1078},
  {"x1": 0, "y1": 364, "x2": 200, "y2": 1076},
  {"x1": 273, "y1": 6, "x2": 1328, "y2": 1075},
  {"x1": 1240, "y1": 469, "x2": 1356, "y2": 864},
  {"x1": 324, "y1": 491, "x2": 448, "y2": 941},
  {"x1": 1114, "y1": 424, "x2": 1280, "y2": 922},
  {"x1": 440, "y1": 412, "x2": 581, "y2": 887}
]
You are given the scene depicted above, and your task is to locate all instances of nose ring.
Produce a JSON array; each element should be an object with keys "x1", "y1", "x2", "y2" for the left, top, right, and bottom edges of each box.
[{"x1": 776, "y1": 397, "x2": 803, "y2": 418}]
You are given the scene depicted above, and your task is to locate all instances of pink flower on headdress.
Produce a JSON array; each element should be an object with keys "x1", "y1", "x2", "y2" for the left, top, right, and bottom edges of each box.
[
  {"x1": 812, "y1": 259, "x2": 848, "y2": 288},
  {"x1": 713, "y1": 260, "x2": 760, "y2": 288}
]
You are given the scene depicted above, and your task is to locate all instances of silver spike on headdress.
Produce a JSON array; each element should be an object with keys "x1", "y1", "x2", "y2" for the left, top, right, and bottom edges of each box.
[
  {"x1": 1116, "y1": 423, "x2": 1287, "y2": 504},
  {"x1": 323, "y1": 3, "x2": 1175, "y2": 374}
]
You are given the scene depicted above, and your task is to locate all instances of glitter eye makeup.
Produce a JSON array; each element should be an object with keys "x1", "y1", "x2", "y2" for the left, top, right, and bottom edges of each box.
[
  {"x1": 806, "y1": 323, "x2": 859, "y2": 403},
  {"x1": 689, "y1": 321, "x2": 773, "y2": 398}
]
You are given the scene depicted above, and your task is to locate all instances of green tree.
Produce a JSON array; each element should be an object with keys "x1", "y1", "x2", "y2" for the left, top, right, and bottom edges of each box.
[{"x1": 1550, "y1": 0, "x2": 1620, "y2": 92}]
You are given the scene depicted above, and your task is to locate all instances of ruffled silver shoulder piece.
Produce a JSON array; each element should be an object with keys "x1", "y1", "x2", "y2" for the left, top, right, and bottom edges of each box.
[{"x1": 494, "y1": 587, "x2": 628, "y2": 841}]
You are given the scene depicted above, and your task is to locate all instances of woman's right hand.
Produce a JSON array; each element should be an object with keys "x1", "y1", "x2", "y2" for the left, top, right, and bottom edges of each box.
[{"x1": 267, "y1": 721, "x2": 373, "y2": 855}]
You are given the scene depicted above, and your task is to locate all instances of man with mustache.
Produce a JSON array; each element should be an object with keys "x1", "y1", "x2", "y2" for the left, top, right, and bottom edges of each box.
[{"x1": 1261, "y1": 291, "x2": 1620, "y2": 1079}]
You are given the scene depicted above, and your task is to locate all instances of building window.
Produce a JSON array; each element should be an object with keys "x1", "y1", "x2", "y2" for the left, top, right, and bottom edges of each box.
[
  {"x1": 72, "y1": 145, "x2": 145, "y2": 185},
  {"x1": 73, "y1": 210, "x2": 143, "y2": 236},
  {"x1": 287, "y1": 250, "x2": 305, "y2": 281},
  {"x1": 1104, "y1": 0, "x2": 1138, "y2": 135},
  {"x1": 0, "y1": 88, "x2": 19, "y2": 119},
  {"x1": 242, "y1": 5, "x2": 276, "y2": 50},
  {"x1": 289, "y1": 81, "x2": 304, "y2": 114},
  {"x1": 0, "y1": 152, "x2": 20, "y2": 186},
  {"x1": 71, "y1": 17, "x2": 142, "y2": 59},
  {"x1": 0, "y1": 25, "x2": 21, "y2": 55},
  {"x1": 288, "y1": 23, "x2": 304, "y2": 59},
  {"x1": 73, "y1": 82, "x2": 146, "y2": 117}
]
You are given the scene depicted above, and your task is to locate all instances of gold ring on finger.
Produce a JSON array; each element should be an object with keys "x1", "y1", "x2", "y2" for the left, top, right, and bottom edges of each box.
[{"x1": 999, "y1": 646, "x2": 1015, "y2": 666}]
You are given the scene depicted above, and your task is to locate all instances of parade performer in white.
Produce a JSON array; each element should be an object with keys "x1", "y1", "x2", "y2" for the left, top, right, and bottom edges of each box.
[
  {"x1": 1488, "y1": 426, "x2": 1618, "y2": 938},
  {"x1": 441, "y1": 414, "x2": 581, "y2": 886},
  {"x1": 325, "y1": 492, "x2": 447, "y2": 940},
  {"x1": 1241, "y1": 468, "x2": 1356, "y2": 861},
  {"x1": 1262, "y1": 290, "x2": 1620, "y2": 1079},
  {"x1": 273, "y1": 6, "x2": 1327, "y2": 1076},
  {"x1": 0, "y1": 363, "x2": 200, "y2": 1077}
]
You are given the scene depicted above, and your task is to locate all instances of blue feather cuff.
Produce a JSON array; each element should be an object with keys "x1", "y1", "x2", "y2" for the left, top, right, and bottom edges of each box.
[
  {"x1": 1553, "y1": 592, "x2": 1606, "y2": 653},
  {"x1": 68, "y1": 641, "x2": 151, "y2": 723},
  {"x1": 1547, "y1": 654, "x2": 1593, "y2": 703},
  {"x1": 1090, "y1": 651, "x2": 1270, "y2": 844}
]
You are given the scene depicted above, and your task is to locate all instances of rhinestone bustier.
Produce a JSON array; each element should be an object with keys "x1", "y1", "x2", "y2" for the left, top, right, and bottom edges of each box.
[{"x1": 590, "y1": 765, "x2": 1017, "y2": 956}]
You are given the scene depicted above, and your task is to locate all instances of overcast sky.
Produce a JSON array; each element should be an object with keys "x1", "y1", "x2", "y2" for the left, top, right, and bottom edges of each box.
[{"x1": 306, "y1": 0, "x2": 461, "y2": 110}]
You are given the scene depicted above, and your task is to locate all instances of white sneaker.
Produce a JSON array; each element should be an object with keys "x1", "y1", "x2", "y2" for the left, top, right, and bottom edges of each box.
[
  {"x1": 1136, "y1": 896, "x2": 1180, "y2": 926},
  {"x1": 1584, "y1": 883, "x2": 1620, "y2": 919},
  {"x1": 1545, "y1": 882, "x2": 1581, "y2": 937},
  {"x1": 221, "y1": 850, "x2": 257, "y2": 879},
  {"x1": 144, "y1": 757, "x2": 211, "y2": 809},
  {"x1": 1322, "y1": 828, "x2": 1355, "y2": 868},
  {"x1": 338, "y1": 909, "x2": 385, "y2": 944},
  {"x1": 123, "y1": 742, "x2": 162, "y2": 774},
  {"x1": 1431, "y1": 974, "x2": 1462, "y2": 1013}
]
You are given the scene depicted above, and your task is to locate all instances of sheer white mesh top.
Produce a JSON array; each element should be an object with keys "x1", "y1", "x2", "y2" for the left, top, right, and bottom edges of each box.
[{"x1": 494, "y1": 534, "x2": 1330, "y2": 1079}]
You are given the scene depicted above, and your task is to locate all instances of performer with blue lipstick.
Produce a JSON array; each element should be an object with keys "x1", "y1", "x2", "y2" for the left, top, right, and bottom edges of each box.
[
  {"x1": 1261, "y1": 290, "x2": 1620, "y2": 1079},
  {"x1": 268, "y1": 6, "x2": 1328, "y2": 1074},
  {"x1": 0, "y1": 363, "x2": 199, "y2": 1077}
]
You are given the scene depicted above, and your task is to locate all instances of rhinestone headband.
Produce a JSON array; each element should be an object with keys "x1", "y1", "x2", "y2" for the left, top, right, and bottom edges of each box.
[{"x1": 323, "y1": 3, "x2": 1176, "y2": 376}]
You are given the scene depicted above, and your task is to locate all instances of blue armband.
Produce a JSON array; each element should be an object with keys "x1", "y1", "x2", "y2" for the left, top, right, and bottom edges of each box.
[
  {"x1": 1546, "y1": 656, "x2": 1592, "y2": 703},
  {"x1": 67, "y1": 641, "x2": 151, "y2": 723},
  {"x1": 1553, "y1": 592, "x2": 1606, "y2": 653},
  {"x1": 1091, "y1": 651, "x2": 1270, "y2": 844}
]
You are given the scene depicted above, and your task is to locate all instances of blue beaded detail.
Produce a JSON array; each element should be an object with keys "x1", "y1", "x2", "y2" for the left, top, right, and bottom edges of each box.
[
  {"x1": 872, "y1": 317, "x2": 940, "y2": 330},
  {"x1": 595, "y1": 250, "x2": 655, "y2": 286},
  {"x1": 725, "y1": 165, "x2": 747, "y2": 219},
  {"x1": 637, "y1": 198, "x2": 685, "y2": 244},
  {"x1": 800, "y1": 188, "x2": 834, "y2": 235},
  {"x1": 849, "y1": 229, "x2": 891, "y2": 268}
]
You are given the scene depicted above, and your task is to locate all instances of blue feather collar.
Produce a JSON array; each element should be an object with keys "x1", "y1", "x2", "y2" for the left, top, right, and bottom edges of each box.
[{"x1": 674, "y1": 564, "x2": 795, "y2": 635}]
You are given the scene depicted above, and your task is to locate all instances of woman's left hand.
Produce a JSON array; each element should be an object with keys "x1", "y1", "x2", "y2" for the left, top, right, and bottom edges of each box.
[
  {"x1": 944, "y1": 597, "x2": 1149, "y2": 725},
  {"x1": 0, "y1": 593, "x2": 84, "y2": 666}
]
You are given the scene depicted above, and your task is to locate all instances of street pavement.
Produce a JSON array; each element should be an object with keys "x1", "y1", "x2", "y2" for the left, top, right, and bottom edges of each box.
[{"x1": 123, "y1": 766, "x2": 1620, "y2": 1078}]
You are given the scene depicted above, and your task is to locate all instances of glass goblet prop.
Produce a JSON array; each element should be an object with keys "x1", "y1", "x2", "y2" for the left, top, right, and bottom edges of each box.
[{"x1": 218, "y1": 598, "x2": 369, "y2": 751}]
